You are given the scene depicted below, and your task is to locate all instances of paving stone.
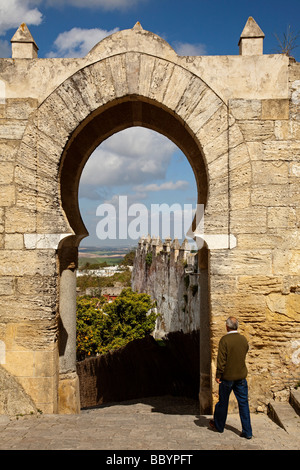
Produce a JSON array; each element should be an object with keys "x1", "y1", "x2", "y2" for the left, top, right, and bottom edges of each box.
[{"x1": 0, "y1": 396, "x2": 299, "y2": 451}]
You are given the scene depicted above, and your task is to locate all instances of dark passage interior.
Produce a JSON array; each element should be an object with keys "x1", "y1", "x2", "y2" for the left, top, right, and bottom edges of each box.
[{"x1": 77, "y1": 331, "x2": 200, "y2": 408}]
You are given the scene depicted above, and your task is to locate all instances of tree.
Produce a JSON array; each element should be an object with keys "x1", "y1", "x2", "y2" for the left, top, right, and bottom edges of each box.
[
  {"x1": 274, "y1": 25, "x2": 299, "y2": 56},
  {"x1": 76, "y1": 288, "x2": 158, "y2": 360},
  {"x1": 120, "y1": 248, "x2": 136, "y2": 267},
  {"x1": 76, "y1": 295, "x2": 107, "y2": 360}
]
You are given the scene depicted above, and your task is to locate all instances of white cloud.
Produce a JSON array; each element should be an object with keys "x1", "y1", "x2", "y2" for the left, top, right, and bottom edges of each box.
[
  {"x1": 47, "y1": 26, "x2": 119, "y2": 57},
  {"x1": 79, "y1": 127, "x2": 177, "y2": 198},
  {"x1": 0, "y1": 0, "x2": 43, "y2": 36},
  {"x1": 173, "y1": 41, "x2": 207, "y2": 56},
  {"x1": 134, "y1": 181, "x2": 189, "y2": 193},
  {"x1": 46, "y1": 0, "x2": 145, "y2": 10}
]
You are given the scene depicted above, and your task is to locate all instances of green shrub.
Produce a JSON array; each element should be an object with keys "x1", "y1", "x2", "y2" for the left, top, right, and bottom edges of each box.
[
  {"x1": 145, "y1": 252, "x2": 153, "y2": 266},
  {"x1": 76, "y1": 288, "x2": 157, "y2": 360}
]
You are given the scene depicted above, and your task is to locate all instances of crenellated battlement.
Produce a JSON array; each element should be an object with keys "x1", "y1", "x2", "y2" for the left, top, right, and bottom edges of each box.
[{"x1": 136, "y1": 235, "x2": 196, "y2": 266}]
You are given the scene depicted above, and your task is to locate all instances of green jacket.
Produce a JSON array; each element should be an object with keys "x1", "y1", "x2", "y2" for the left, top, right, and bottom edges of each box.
[{"x1": 216, "y1": 332, "x2": 249, "y2": 381}]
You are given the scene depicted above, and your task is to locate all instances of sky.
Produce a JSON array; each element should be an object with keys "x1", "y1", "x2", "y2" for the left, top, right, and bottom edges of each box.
[{"x1": 1, "y1": 0, "x2": 299, "y2": 247}]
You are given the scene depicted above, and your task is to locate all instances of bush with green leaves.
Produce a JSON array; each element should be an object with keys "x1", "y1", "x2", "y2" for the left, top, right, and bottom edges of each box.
[{"x1": 76, "y1": 288, "x2": 157, "y2": 360}]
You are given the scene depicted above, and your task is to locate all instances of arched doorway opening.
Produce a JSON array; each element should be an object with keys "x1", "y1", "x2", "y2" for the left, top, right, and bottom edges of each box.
[
  {"x1": 78, "y1": 126, "x2": 198, "y2": 249},
  {"x1": 60, "y1": 98, "x2": 208, "y2": 241},
  {"x1": 76, "y1": 126, "x2": 200, "y2": 404},
  {"x1": 58, "y1": 96, "x2": 211, "y2": 412}
]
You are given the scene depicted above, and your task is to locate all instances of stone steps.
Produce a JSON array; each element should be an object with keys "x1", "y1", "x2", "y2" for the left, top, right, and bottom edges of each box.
[
  {"x1": 268, "y1": 389, "x2": 300, "y2": 434},
  {"x1": 290, "y1": 388, "x2": 300, "y2": 416}
]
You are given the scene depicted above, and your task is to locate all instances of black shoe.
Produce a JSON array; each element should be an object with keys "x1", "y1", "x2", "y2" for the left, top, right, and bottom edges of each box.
[
  {"x1": 209, "y1": 420, "x2": 216, "y2": 430},
  {"x1": 209, "y1": 420, "x2": 222, "y2": 433},
  {"x1": 240, "y1": 432, "x2": 252, "y2": 439}
]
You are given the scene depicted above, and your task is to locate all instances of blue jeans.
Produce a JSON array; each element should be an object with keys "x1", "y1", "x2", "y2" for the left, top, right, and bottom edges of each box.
[{"x1": 213, "y1": 379, "x2": 252, "y2": 437}]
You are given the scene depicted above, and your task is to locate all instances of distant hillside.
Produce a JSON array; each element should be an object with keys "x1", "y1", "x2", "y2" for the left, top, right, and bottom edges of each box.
[{"x1": 78, "y1": 246, "x2": 134, "y2": 267}]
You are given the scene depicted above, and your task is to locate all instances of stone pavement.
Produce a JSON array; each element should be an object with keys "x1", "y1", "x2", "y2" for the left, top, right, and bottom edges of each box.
[{"x1": 0, "y1": 396, "x2": 299, "y2": 451}]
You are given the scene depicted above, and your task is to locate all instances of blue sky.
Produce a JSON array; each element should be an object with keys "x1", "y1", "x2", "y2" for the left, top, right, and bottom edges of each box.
[{"x1": 1, "y1": 0, "x2": 299, "y2": 247}]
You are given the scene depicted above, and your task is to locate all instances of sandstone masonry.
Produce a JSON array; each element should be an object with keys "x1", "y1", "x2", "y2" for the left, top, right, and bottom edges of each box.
[{"x1": 0, "y1": 18, "x2": 298, "y2": 415}]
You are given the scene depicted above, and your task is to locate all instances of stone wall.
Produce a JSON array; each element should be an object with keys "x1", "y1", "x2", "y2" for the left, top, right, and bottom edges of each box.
[
  {"x1": 132, "y1": 236, "x2": 201, "y2": 337},
  {"x1": 0, "y1": 18, "x2": 299, "y2": 415},
  {"x1": 208, "y1": 61, "x2": 300, "y2": 409},
  {"x1": 131, "y1": 236, "x2": 212, "y2": 413},
  {"x1": 0, "y1": 365, "x2": 38, "y2": 416}
]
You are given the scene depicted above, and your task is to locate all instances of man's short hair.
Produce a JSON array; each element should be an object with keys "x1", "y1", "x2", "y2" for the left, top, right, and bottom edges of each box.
[{"x1": 226, "y1": 317, "x2": 238, "y2": 330}]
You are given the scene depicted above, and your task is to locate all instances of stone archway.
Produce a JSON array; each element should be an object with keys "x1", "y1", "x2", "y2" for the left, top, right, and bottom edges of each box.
[
  {"x1": 33, "y1": 51, "x2": 239, "y2": 413},
  {"x1": 1, "y1": 25, "x2": 254, "y2": 414},
  {"x1": 58, "y1": 96, "x2": 212, "y2": 412},
  {"x1": 35, "y1": 53, "x2": 233, "y2": 241},
  {"x1": 1, "y1": 19, "x2": 299, "y2": 418}
]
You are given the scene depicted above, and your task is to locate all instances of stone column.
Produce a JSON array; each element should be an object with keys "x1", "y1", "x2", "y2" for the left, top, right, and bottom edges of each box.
[
  {"x1": 198, "y1": 247, "x2": 211, "y2": 414},
  {"x1": 59, "y1": 268, "x2": 77, "y2": 373},
  {"x1": 57, "y1": 245, "x2": 80, "y2": 414}
]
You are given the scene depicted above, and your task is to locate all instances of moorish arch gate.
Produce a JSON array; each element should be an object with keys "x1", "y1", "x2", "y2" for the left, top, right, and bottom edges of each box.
[{"x1": 0, "y1": 17, "x2": 299, "y2": 415}]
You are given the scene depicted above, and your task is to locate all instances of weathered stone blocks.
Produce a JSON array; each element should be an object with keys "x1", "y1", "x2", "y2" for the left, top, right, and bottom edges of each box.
[{"x1": 0, "y1": 23, "x2": 298, "y2": 416}]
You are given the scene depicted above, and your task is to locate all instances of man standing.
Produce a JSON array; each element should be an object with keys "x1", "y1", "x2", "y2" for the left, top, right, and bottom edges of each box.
[{"x1": 210, "y1": 316, "x2": 252, "y2": 439}]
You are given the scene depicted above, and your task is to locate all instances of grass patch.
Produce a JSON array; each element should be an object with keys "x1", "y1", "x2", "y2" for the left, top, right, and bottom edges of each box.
[{"x1": 78, "y1": 257, "x2": 124, "y2": 267}]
